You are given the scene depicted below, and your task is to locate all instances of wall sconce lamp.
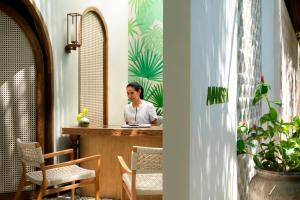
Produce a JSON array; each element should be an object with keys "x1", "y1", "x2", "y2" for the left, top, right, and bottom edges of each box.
[{"x1": 65, "y1": 13, "x2": 82, "y2": 53}]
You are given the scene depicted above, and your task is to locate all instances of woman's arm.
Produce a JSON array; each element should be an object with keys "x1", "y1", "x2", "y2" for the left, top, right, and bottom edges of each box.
[
  {"x1": 124, "y1": 106, "x2": 129, "y2": 124},
  {"x1": 148, "y1": 102, "x2": 158, "y2": 125},
  {"x1": 151, "y1": 119, "x2": 157, "y2": 125}
]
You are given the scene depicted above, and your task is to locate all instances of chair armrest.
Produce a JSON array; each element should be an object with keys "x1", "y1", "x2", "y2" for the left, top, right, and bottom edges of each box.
[
  {"x1": 44, "y1": 149, "x2": 74, "y2": 159},
  {"x1": 117, "y1": 156, "x2": 132, "y2": 174},
  {"x1": 45, "y1": 154, "x2": 101, "y2": 170}
]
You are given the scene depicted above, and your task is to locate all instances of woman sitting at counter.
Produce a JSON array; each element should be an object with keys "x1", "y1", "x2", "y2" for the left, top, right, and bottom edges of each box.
[{"x1": 124, "y1": 82, "x2": 157, "y2": 125}]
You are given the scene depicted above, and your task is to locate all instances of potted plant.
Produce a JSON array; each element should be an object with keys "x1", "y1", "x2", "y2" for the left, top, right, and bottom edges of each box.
[
  {"x1": 76, "y1": 108, "x2": 90, "y2": 127},
  {"x1": 237, "y1": 76, "x2": 300, "y2": 200}
]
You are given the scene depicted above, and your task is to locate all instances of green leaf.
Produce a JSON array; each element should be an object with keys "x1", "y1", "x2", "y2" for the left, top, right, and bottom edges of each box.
[
  {"x1": 265, "y1": 150, "x2": 275, "y2": 161},
  {"x1": 206, "y1": 87, "x2": 228, "y2": 105},
  {"x1": 261, "y1": 84, "x2": 269, "y2": 94},
  {"x1": 237, "y1": 139, "x2": 245, "y2": 154},
  {"x1": 148, "y1": 83, "x2": 163, "y2": 110},
  {"x1": 269, "y1": 107, "x2": 278, "y2": 121},
  {"x1": 260, "y1": 113, "x2": 270, "y2": 124},
  {"x1": 156, "y1": 107, "x2": 163, "y2": 116},
  {"x1": 253, "y1": 155, "x2": 263, "y2": 169},
  {"x1": 211, "y1": 87, "x2": 216, "y2": 104},
  {"x1": 142, "y1": 25, "x2": 163, "y2": 55},
  {"x1": 267, "y1": 125, "x2": 275, "y2": 137},
  {"x1": 293, "y1": 116, "x2": 300, "y2": 123},
  {"x1": 129, "y1": 0, "x2": 155, "y2": 16},
  {"x1": 134, "y1": 0, "x2": 163, "y2": 32},
  {"x1": 206, "y1": 87, "x2": 213, "y2": 105},
  {"x1": 282, "y1": 124, "x2": 290, "y2": 135},
  {"x1": 255, "y1": 84, "x2": 262, "y2": 96},
  {"x1": 128, "y1": 19, "x2": 141, "y2": 38},
  {"x1": 129, "y1": 49, "x2": 163, "y2": 81},
  {"x1": 272, "y1": 100, "x2": 282, "y2": 107},
  {"x1": 240, "y1": 126, "x2": 248, "y2": 133},
  {"x1": 252, "y1": 95, "x2": 263, "y2": 106},
  {"x1": 129, "y1": 39, "x2": 145, "y2": 62}
]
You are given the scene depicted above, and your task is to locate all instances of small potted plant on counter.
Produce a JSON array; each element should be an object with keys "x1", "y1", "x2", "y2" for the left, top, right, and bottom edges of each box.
[
  {"x1": 237, "y1": 76, "x2": 300, "y2": 200},
  {"x1": 76, "y1": 108, "x2": 90, "y2": 127}
]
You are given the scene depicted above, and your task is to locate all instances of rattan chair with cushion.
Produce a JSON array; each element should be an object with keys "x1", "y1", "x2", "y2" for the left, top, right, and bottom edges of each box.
[
  {"x1": 117, "y1": 146, "x2": 163, "y2": 200},
  {"x1": 14, "y1": 138, "x2": 101, "y2": 200}
]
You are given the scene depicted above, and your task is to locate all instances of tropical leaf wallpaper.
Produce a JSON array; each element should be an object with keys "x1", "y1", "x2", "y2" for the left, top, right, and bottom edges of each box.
[{"x1": 129, "y1": 0, "x2": 163, "y2": 116}]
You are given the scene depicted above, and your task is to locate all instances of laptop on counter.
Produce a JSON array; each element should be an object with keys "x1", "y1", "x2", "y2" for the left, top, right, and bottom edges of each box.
[{"x1": 121, "y1": 124, "x2": 151, "y2": 128}]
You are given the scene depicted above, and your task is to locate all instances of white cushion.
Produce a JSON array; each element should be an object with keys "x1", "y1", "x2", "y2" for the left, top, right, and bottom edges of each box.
[
  {"x1": 122, "y1": 173, "x2": 163, "y2": 195},
  {"x1": 26, "y1": 165, "x2": 95, "y2": 186}
]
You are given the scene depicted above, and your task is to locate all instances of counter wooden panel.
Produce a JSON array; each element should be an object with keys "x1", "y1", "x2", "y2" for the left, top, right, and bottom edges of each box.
[{"x1": 62, "y1": 126, "x2": 162, "y2": 200}]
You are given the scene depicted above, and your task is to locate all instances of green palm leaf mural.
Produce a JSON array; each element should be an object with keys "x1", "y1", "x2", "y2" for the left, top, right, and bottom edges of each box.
[
  {"x1": 135, "y1": 0, "x2": 163, "y2": 33},
  {"x1": 148, "y1": 83, "x2": 163, "y2": 116},
  {"x1": 129, "y1": 39, "x2": 144, "y2": 62},
  {"x1": 129, "y1": 0, "x2": 155, "y2": 17},
  {"x1": 142, "y1": 25, "x2": 163, "y2": 55},
  {"x1": 128, "y1": 19, "x2": 141, "y2": 38},
  {"x1": 156, "y1": 108, "x2": 163, "y2": 116},
  {"x1": 129, "y1": 49, "x2": 163, "y2": 82},
  {"x1": 129, "y1": 0, "x2": 163, "y2": 116}
]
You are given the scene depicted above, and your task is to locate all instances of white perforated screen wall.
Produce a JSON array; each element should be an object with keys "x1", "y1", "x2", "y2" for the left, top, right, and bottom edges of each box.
[
  {"x1": 237, "y1": 0, "x2": 262, "y2": 126},
  {"x1": 0, "y1": 10, "x2": 36, "y2": 193},
  {"x1": 79, "y1": 11, "x2": 105, "y2": 127},
  {"x1": 237, "y1": 0, "x2": 262, "y2": 199}
]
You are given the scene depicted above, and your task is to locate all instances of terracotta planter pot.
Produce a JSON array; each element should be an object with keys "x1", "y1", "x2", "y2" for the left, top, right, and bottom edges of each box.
[{"x1": 249, "y1": 169, "x2": 300, "y2": 200}]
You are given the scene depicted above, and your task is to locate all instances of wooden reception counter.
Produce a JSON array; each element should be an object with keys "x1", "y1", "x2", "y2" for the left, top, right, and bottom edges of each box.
[{"x1": 62, "y1": 126, "x2": 162, "y2": 199}]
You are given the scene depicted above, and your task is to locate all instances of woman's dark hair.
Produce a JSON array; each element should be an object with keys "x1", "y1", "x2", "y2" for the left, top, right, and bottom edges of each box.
[{"x1": 127, "y1": 82, "x2": 144, "y2": 99}]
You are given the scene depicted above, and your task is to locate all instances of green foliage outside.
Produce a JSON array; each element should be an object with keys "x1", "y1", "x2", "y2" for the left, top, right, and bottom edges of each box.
[
  {"x1": 129, "y1": 0, "x2": 163, "y2": 116},
  {"x1": 237, "y1": 77, "x2": 300, "y2": 172}
]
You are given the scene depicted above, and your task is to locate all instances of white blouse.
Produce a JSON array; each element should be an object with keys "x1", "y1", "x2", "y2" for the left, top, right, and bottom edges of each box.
[{"x1": 124, "y1": 100, "x2": 157, "y2": 124}]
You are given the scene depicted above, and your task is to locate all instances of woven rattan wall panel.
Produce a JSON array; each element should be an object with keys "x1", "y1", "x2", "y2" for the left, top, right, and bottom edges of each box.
[
  {"x1": 79, "y1": 11, "x2": 105, "y2": 127},
  {"x1": 0, "y1": 10, "x2": 36, "y2": 193}
]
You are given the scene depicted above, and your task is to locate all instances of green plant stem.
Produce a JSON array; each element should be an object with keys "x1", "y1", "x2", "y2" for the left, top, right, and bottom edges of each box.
[{"x1": 264, "y1": 94, "x2": 271, "y2": 110}]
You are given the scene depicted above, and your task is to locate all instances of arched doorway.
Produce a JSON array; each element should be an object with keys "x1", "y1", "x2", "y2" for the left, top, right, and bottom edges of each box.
[{"x1": 0, "y1": 1, "x2": 53, "y2": 198}]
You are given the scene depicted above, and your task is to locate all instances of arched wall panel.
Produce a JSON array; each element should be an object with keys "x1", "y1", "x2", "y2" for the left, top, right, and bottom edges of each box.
[
  {"x1": 79, "y1": 8, "x2": 108, "y2": 126},
  {"x1": 0, "y1": 9, "x2": 37, "y2": 193}
]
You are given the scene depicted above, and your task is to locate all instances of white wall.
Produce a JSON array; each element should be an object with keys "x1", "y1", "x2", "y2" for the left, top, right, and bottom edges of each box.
[
  {"x1": 277, "y1": 0, "x2": 298, "y2": 120},
  {"x1": 33, "y1": 0, "x2": 128, "y2": 151},
  {"x1": 164, "y1": 0, "x2": 238, "y2": 199},
  {"x1": 262, "y1": 0, "x2": 280, "y2": 105},
  {"x1": 262, "y1": 0, "x2": 298, "y2": 120},
  {"x1": 190, "y1": 0, "x2": 237, "y2": 199}
]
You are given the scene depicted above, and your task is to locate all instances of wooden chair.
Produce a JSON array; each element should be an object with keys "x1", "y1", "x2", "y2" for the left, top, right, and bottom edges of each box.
[
  {"x1": 117, "y1": 146, "x2": 163, "y2": 200},
  {"x1": 14, "y1": 138, "x2": 101, "y2": 200}
]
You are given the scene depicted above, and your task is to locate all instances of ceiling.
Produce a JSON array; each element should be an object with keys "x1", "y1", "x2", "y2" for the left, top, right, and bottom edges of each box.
[{"x1": 285, "y1": 0, "x2": 300, "y2": 35}]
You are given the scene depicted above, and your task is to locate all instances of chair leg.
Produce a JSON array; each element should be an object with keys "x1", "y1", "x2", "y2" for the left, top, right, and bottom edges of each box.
[
  {"x1": 95, "y1": 178, "x2": 100, "y2": 200},
  {"x1": 121, "y1": 185, "x2": 126, "y2": 200},
  {"x1": 131, "y1": 194, "x2": 137, "y2": 200},
  {"x1": 36, "y1": 186, "x2": 45, "y2": 200},
  {"x1": 71, "y1": 181, "x2": 75, "y2": 200},
  {"x1": 131, "y1": 188, "x2": 136, "y2": 200},
  {"x1": 14, "y1": 175, "x2": 25, "y2": 200}
]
